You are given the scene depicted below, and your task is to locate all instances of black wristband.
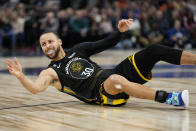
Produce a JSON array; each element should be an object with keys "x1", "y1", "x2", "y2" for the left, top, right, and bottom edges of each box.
[{"x1": 155, "y1": 90, "x2": 168, "y2": 103}]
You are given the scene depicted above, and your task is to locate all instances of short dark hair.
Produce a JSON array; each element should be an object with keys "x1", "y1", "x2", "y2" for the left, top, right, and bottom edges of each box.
[{"x1": 40, "y1": 31, "x2": 60, "y2": 39}]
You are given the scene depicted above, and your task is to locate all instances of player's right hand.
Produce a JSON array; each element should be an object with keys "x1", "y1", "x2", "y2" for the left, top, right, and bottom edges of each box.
[
  {"x1": 118, "y1": 18, "x2": 133, "y2": 32},
  {"x1": 6, "y1": 57, "x2": 23, "y2": 79}
]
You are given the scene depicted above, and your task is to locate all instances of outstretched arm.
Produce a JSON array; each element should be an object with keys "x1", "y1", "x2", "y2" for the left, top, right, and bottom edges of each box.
[
  {"x1": 73, "y1": 19, "x2": 133, "y2": 56},
  {"x1": 6, "y1": 58, "x2": 55, "y2": 94}
]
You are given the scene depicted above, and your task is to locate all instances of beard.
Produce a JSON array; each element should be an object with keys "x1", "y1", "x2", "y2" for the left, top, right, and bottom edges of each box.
[{"x1": 45, "y1": 46, "x2": 60, "y2": 59}]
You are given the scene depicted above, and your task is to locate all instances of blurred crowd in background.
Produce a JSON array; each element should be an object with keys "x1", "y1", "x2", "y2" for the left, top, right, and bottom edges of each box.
[{"x1": 0, "y1": 0, "x2": 196, "y2": 54}]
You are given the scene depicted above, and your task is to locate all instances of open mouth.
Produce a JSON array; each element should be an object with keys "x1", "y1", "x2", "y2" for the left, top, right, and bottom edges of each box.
[{"x1": 47, "y1": 49, "x2": 55, "y2": 55}]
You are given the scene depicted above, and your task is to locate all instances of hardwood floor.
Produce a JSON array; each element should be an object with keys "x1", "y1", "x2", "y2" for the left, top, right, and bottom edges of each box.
[{"x1": 0, "y1": 49, "x2": 196, "y2": 131}]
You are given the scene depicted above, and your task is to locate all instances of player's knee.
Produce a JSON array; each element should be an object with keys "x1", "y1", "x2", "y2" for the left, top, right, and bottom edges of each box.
[
  {"x1": 107, "y1": 74, "x2": 127, "y2": 91},
  {"x1": 104, "y1": 74, "x2": 125, "y2": 94},
  {"x1": 108, "y1": 74, "x2": 125, "y2": 84}
]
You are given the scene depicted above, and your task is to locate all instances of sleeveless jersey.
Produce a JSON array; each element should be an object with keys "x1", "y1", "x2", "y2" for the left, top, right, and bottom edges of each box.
[{"x1": 48, "y1": 31, "x2": 124, "y2": 103}]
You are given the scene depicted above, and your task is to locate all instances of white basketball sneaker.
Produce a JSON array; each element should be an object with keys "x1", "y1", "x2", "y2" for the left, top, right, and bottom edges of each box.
[{"x1": 166, "y1": 90, "x2": 189, "y2": 107}]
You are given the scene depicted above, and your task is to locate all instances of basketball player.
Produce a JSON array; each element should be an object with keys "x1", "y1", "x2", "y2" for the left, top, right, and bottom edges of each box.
[{"x1": 7, "y1": 19, "x2": 196, "y2": 107}]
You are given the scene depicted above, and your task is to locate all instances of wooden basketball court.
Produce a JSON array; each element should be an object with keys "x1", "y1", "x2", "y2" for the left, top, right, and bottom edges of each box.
[{"x1": 0, "y1": 49, "x2": 196, "y2": 131}]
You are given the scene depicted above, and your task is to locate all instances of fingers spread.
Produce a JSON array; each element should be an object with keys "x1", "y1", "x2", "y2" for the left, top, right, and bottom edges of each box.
[
  {"x1": 7, "y1": 59, "x2": 18, "y2": 70},
  {"x1": 8, "y1": 68, "x2": 15, "y2": 75},
  {"x1": 7, "y1": 64, "x2": 12, "y2": 69},
  {"x1": 8, "y1": 66, "x2": 15, "y2": 75},
  {"x1": 6, "y1": 59, "x2": 14, "y2": 67},
  {"x1": 8, "y1": 66, "x2": 13, "y2": 71},
  {"x1": 14, "y1": 57, "x2": 19, "y2": 65}
]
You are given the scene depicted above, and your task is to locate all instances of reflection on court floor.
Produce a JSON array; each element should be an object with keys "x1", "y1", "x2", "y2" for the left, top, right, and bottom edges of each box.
[{"x1": 0, "y1": 49, "x2": 196, "y2": 131}]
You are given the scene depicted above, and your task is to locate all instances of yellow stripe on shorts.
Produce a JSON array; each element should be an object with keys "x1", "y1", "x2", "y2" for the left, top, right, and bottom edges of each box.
[
  {"x1": 112, "y1": 97, "x2": 130, "y2": 105},
  {"x1": 99, "y1": 84, "x2": 129, "y2": 105},
  {"x1": 128, "y1": 53, "x2": 152, "y2": 82}
]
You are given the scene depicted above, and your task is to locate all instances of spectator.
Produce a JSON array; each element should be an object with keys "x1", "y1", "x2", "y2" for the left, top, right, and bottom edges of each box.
[
  {"x1": 88, "y1": 7, "x2": 102, "y2": 41},
  {"x1": 24, "y1": 1, "x2": 44, "y2": 48},
  {"x1": 140, "y1": 21, "x2": 163, "y2": 47},
  {"x1": 187, "y1": 0, "x2": 196, "y2": 21},
  {"x1": 70, "y1": 9, "x2": 89, "y2": 44},
  {"x1": 57, "y1": 9, "x2": 73, "y2": 48},
  {"x1": 163, "y1": 0, "x2": 176, "y2": 22},
  {"x1": 10, "y1": 12, "x2": 25, "y2": 47},
  {"x1": 16, "y1": 2, "x2": 26, "y2": 19},
  {"x1": 169, "y1": 9, "x2": 180, "y2": 26},
  {"x1": 99, "y1": 14, "x2": 113, "y2": 35},
  {"x1": 123, "y1": 11, "x2": 141, "y2": 48},
  {"x1": 154, "y1": 10, "x2": 170, "y2": 38},
  {"x1": 42, "y1": 11, "x2": 59, "y2": 33},
  {"x1": 168, "y1": 20, "x2": 188, "y2": 48},
  {"x1": 191, "y1": 24, "x2": 196, "y2": 48},
  {"x1": 129, "y1": 1, "x2": 140, "y2": 19},
  {"x1": 147, "y1": 6, "x2": 157, "y2": 25},
  {"x1": 148, "y1": 22, "x2": 164, "y2": 44},
  {"x1": 106, "y1": 7, "x2": 118, "y2": 29},
  {"x1": 70, "y1": 9, "x2": 89, "y2": 34},
  {"x1": 24, "y1": 10, "x2": 41, "y2": 47},
  {"x1": 0, "y1": 0, "x2": 195, "y2": 52},
  {"x1": 119, "y1": 0, "x2": 129, "y2": 19},
  {"x1": 0, "y1": 9, "x2": 16, "y2": 50},
  {"x1": 182, "y1": 10, "x2": 195, "y2": 31},
  {"x1": 139, "y1": 12, "x2": 153, "y2": 47}
]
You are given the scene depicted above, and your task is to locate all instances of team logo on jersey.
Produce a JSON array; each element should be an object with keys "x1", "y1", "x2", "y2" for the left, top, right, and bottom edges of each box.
[
  {"x1": 65, "y1": 57, "x2": 94, "y2": 79},
  {"x1": 71, "y1": 62, "x2": 83, "y2": 72}
]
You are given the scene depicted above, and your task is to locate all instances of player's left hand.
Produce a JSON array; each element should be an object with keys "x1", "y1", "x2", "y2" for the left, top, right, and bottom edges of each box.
[
  {"x1": 118, "y1": 19, "x2": 133, "y2": 32},
  {"x1": 6, "y1": 57, "x2": 23, "y2": 79}
]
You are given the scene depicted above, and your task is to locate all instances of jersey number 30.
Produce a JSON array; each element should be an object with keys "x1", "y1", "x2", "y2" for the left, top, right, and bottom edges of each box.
[{"x1": 81, "y1": 68, "x2": 94, "y2": 77}]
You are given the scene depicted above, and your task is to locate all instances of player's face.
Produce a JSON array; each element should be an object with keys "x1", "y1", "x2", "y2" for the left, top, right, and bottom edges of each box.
[{"x1": 40, "y1": 33, "x2": 61, "y2": 59}]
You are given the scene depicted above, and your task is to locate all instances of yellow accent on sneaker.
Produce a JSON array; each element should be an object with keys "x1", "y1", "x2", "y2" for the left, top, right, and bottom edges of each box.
[{"x1": 175, "y1": 96, "x2": 177, "y2": 100}]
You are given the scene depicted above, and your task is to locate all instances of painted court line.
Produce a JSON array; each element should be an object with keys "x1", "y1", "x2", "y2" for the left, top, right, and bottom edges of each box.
[{"x1": 0, "y1": 101, "x2": 79, "y2": 111}]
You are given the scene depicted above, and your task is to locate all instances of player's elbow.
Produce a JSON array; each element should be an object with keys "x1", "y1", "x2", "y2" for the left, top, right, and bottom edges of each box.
[
  {"x1": 29, "y1": 87, "x2": 42, "y2": 94},
  {"x1": 30, "y1": 89, "x2": 40, "y2": 94},
  {"x1": 30, "y1": 86, "x2": 47, "y2": 94},
  {"x1": 30, "y1": 83, "x2": 47, "y2": 94}
]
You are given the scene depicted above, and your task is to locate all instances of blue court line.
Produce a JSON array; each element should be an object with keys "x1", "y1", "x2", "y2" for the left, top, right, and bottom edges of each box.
[
  {"x1": 153, "y1": 72, "x2": 196, "y2": 78},
  {"x1": 1, "y1": 65, "x2": 196, "y2": 77},
  {"x1": 0, "y1": 101, "x2": 79, "y2": 111},
  {"x1": 152, "y1": 64, "x2": 195, "y2": 69}
]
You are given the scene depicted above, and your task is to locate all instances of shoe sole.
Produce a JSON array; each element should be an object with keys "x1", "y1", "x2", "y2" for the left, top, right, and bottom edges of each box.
[{"x1": 182, "y1": 90, "x2": 189, "y2": 107}]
